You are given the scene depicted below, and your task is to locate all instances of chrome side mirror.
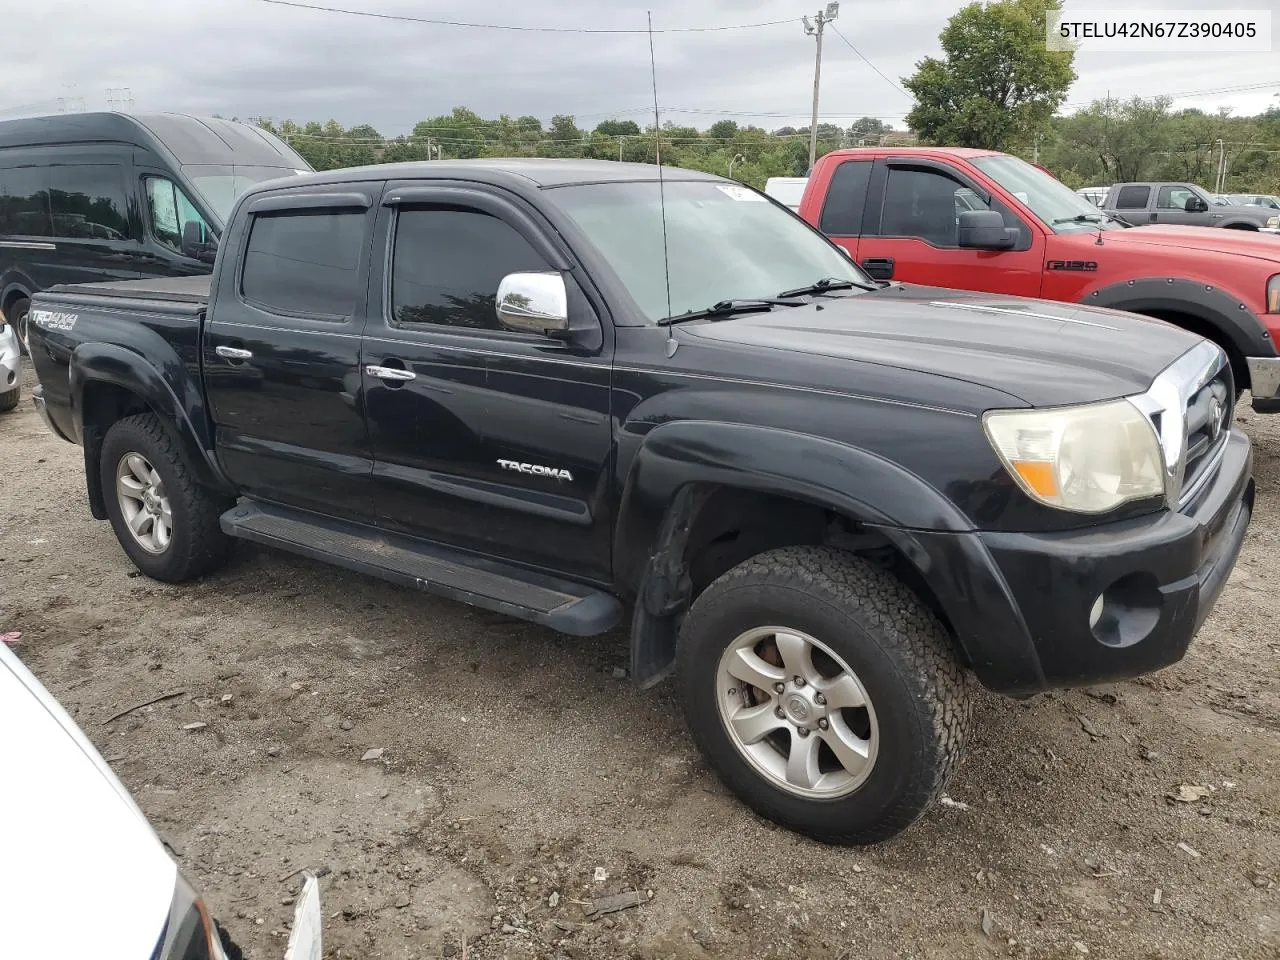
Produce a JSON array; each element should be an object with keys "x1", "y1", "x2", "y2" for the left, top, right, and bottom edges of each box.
[{"x1": 495, "y1": 272, "x2": 569, "y2": 335}]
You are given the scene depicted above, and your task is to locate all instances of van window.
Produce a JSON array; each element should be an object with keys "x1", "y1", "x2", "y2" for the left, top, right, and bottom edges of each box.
[
  {"x1": 241, "y1": 209, "x2": 366, "y2": 319},
  {"x1": 48, "y1": 165, "x2": 131, "y2": 241},
  {"x1": 0, "y1": 167, "x2": 52, "y2": 237},
  {"x1": 146, "y1": 177, "x2": 212, "y2": 254}
]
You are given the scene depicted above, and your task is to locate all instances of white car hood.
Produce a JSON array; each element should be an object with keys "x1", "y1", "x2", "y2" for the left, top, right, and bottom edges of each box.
[{"x1": 0, "y1": 645, "x2": 176, "y2": 960}]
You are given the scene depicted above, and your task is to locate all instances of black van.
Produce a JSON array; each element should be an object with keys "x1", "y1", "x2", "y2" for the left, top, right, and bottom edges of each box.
[{"x1": 0, "y1": 112, "x2": 313, "y2": 350}]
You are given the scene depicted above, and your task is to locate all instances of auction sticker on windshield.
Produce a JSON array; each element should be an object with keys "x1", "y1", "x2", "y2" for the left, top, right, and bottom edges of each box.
[{"x1": 716, "y1": 184, "x2": 767, "y2": 202}]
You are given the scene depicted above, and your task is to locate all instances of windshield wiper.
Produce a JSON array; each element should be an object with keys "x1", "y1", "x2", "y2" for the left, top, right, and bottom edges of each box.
[
  {"x1": 658, "y1": 298, "x2": 803, "y2": 327},
  {"x1": 1054, "y1": 212, "x2": 1134, "y2": 228},
  {"x1": 776, "y1": 277, "x2": 874, "y2": 298}
]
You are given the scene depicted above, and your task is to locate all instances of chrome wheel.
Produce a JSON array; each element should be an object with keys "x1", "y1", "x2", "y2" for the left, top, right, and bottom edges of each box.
[
  {"x1": 715, "y1": 625, "x2": 878, "y2": 799},
  {"x1": 115, "y1": 453, "x2": 173, "y2": 554}
]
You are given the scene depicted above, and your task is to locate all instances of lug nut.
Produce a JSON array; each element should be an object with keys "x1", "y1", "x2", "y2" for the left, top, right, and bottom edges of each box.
[
  {"x1": 775, "y1": 707, "x2": 786, "y2": 719},
  {"x1": 815, "y1": 693, "x2": 826, "y2": 706},
  {"x1": 794, "y1": 677, "x2": 806, "y2": 687},
  {"x1": 773, "y1": 682, "x2": 785, "y2": 694},
  {"x1": 797, "y1": 727, "x2": 811, "y2": 738},
  {"x1": 818, "y1": 718, "x2": 829, "y2": 730}
]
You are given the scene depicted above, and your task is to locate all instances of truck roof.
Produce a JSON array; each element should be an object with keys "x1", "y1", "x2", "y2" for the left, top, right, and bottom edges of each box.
[
  {"x1": 819, "y1": 146, "x2": 1001, "y2": 161},
  {"x1": 0, "y1": 111, "x2": 306, "y2": 169},
  {"x1": 257, "y1": 158, "x2": 725, "y2": 194}
]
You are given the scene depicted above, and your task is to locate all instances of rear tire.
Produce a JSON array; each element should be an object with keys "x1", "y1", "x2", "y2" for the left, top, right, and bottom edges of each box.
[
  {"x1": 9, "y1": 297, "x2": 30, "y2": 355},
  {"x1": 101, "y1": 413, "x2": 232, "y2": 582},
  {"x1": 676, "y1": 545, "x2": 973, "y2": 845},
  {"x1": 0, "y1": 385, "x2": 18, "y2": 413}
]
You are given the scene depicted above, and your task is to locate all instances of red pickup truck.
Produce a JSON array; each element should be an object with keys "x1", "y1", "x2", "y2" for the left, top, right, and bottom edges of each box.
[{"x1": 799, "y1": 147, "x2": 1280, "y2": 412}]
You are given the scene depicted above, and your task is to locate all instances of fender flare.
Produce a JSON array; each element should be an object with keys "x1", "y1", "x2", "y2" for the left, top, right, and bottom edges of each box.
[
  {"x1": 1082, "y1": 277, "x2": 1274, "y2": 379},
  {"x1": 614, "y1": 421, "x2": 1043, "y2": 693},
  {"x1": 70, "y1": 342, "x2": 234, "y2": 518},
  {"x1": 1216, "y1": 219, "x2": 1261, "y2": 231}
]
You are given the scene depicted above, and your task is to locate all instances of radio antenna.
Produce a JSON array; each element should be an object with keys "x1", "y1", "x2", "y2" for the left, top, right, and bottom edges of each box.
[{"x1": 648, "y1": 10, "x2": 676, "y2": 355}]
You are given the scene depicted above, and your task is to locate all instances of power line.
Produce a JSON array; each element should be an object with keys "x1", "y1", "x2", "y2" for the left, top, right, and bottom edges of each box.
[
  {"x1": 828, "y1": 25, "x2": 910, "y2": 100},
  {"x1": 253, "y1": 0, "x2": 795, "y2": 33}
]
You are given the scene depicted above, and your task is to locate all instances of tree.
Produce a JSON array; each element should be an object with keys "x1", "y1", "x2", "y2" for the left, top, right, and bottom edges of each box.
[
  {"x1": 904, "y1": 0, "x2": 1075, "y2": 151},
  {"x1": 847, "y1": 117, "x2": 892, "y2": 144},
  {"x1": 708, "y1": 120, "x2": 740, "y2": 142},
  {"x1": 594, "y1": 119, "x2": 641, "y2": 138},
  {"x1": 1053, "y1": 96, "x2": 1172, "y2": 182}
]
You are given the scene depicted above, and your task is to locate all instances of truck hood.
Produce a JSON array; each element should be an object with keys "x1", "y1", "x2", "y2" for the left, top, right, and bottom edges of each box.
[
  {"x1": 681, "y1": 285, "x2": 1203, "y2": 408},
  {"x1": 0, "y1": 644, "x2": 175, "y2": 960},
  {"x1": 1099, "y1": 224, "x2": 1280, "y2": 262}
]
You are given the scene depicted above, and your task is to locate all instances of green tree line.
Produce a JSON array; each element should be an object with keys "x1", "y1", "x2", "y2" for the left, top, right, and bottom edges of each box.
[{"x1": 256, "y1": 112, "x2": 907, "y2": 190}]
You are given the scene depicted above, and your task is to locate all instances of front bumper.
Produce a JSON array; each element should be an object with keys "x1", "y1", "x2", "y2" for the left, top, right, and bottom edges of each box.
[
  {"x1": 917, "y1": 429, "x2": 1253, "y2": 695},
  {"x1": 0, "y1": 322, "x2": 19, "y2": 395}
]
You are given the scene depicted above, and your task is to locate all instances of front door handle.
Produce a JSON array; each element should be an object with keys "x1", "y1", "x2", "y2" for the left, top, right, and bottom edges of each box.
[
  {"x1": 860, "y1": 257, "x2": 895, "y2": 281},
  {"x1": 365, "y1": 364, "x2": 416, "y2": 382},
  {"x1": 215, "y1": 345, "x2": 253, "y2": 360}
]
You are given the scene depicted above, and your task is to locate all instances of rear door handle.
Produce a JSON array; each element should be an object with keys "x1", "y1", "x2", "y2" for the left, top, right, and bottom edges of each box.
[
  {"x1": 365, "y1": 364, "x2": 416, "y2": 382},
  {"x1": 215, "y1": 346, "x2": 253, "y2": 360}
]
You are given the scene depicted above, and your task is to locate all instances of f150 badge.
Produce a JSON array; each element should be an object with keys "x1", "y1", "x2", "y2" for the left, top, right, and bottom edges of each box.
[{"x1": 498, "y1": 459, "x2": 574, "y2": 481}]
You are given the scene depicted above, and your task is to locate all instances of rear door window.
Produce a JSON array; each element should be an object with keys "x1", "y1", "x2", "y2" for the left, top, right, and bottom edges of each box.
[
  {"x1": 48, "y1": 165, "x2": 132, "y2": 241},
  {"x1": 240, "y1": 210, "x2": 367, "y2": 319},
  {"x1": 818, "y1": 160, "x2": 872, "y2": 235},
  {"x1": 0, "y1": 167, "x2": 52, "y2": 237},
  {"x1": 1113, "y1": 186, "x2": 1151, "y2": 209}
]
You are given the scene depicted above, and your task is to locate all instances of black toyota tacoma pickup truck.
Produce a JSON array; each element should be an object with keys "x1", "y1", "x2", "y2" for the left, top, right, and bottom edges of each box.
[{"x1": 27, "y1": 159, "x2": 1254, "y2": 844}]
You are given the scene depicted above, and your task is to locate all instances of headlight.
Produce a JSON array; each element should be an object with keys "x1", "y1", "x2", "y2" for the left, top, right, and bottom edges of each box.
[
  {"x1": 153, "y1": 873, "x2": 228, "y2": 960},
  {"x1": 1268, "y1": 274, "x2": 1280, "y2": 313},
  {"x1": 1267, "y1": 216, "x2": 1280, "y2": 229},
  {"x1": 983, "y1": 399, "x2": 1165, "y2": 513}
]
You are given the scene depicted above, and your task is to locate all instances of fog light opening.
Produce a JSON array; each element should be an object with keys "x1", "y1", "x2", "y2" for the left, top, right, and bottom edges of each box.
[
  {"x1": 1090, "y1": 573, "x2": 1163, "y2": 649},
  {"x1": 1088, "y1": 593, "x2": 1105, "y2": 629}
]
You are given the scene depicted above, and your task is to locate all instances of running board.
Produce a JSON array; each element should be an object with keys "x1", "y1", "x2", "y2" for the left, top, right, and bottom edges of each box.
[{"x1": 220, "y1": 500, "x2": 622, "y2": 637}]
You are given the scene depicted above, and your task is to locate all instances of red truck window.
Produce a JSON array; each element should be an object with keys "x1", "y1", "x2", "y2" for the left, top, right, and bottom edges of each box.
[{"x1": 818, "y1": 160, "x2": 872, "y2": 235}]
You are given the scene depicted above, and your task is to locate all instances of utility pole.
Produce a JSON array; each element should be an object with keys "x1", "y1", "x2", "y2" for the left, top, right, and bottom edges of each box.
[{"x1": 803, "y1": 3, "x2": 839, "y2": 173}]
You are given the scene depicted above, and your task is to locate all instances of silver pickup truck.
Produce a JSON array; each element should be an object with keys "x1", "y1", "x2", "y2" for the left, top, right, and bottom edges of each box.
[{"x1": 1105, "y1": 181, "x2": 1280, "y2": 232}]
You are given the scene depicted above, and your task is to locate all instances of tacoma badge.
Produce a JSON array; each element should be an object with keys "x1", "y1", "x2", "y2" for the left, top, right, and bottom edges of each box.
[{"x1": 498, "y1": 459, "x2": 573, "y2": 481}]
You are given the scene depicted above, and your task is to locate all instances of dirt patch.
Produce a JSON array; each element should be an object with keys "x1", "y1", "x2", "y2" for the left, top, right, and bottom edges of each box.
[{"x1": 3, "y1": 363, "x2": 1278, "y2": 959}]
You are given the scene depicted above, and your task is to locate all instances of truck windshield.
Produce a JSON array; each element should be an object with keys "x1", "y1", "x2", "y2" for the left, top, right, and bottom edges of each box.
[
  {"x1": 547, "y1": 180, "x2": 870, "y2": 323},
  {"x1": 182, "y1": 164, "x2": 306, "y2": 223},
  {"x1": 972, "y1": 155, "x2": 1129, "y2": 234}
]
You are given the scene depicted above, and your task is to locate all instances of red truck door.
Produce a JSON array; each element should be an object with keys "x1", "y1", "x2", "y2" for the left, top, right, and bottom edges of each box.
[{"x1": 852, "y1": 159, "x2": 1044, "y2": 298}]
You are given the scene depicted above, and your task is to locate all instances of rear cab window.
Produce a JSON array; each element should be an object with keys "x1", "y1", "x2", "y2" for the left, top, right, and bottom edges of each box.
[
  {"x1": 819, "y1": 160, "x2": 872, "y2": 235},
  {"x1": 1113, "y1": 186, "x2": 1151, "y2": 209},
  {"x1": 240, "y1": 209, "x2": 367, "y2": 319}
]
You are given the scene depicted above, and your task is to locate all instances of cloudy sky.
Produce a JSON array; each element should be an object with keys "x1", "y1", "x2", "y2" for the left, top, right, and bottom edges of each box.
[{"x1": 3, "y1": 0, "x2": 1276, "y2": 135}]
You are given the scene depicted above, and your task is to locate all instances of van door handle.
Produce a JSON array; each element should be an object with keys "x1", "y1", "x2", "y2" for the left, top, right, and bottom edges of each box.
[
  {"x1": 365, "y1": 364, "x2": 416, "y2": 382},
  {"x1": 215, "y1": 346, "x2": 253, "y2": 360}
]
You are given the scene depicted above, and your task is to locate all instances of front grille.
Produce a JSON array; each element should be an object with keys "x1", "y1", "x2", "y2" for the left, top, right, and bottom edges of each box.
[{"x1": 1180, "y1": 360, "x2": 1233, "y2": 502}]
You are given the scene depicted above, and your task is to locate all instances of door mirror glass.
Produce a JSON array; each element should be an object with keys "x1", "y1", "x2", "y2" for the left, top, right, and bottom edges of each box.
[
  {"x1": 957, "y1": 210, "x2": 1018, "y2": 250},
  {"x1": 495, "y1": 272, "x2": 569, "y2": 335}
]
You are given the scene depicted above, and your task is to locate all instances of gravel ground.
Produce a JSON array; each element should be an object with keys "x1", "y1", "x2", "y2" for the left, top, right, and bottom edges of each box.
[{"x1": 2, "y1": 361, "x2": 1278, "y2": 960}]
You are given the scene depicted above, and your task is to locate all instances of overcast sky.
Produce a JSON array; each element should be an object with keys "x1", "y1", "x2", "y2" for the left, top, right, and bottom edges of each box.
[{"x1": 3, "y1": 0, "x2": 1276, "y2": 135}]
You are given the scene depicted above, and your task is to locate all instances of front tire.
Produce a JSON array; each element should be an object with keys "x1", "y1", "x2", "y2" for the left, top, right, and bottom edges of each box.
[
  {"x1": 677, "y1": 546, "x2": 973, "y2": 845},
  {"x1": 101, "y1": 413, "x2": 232, "y2": 582},
  {"x1": 0, "y1": 385, "x2": 18, "y2": 413},
  {"x1": 9, "y1": 297, "x2": 30, "y2": 355}
]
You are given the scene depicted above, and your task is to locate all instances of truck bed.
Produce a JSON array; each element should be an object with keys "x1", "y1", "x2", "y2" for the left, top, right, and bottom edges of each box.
[{"x1": 44, "y1": 274, "x2": 211, "y2": 306}]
